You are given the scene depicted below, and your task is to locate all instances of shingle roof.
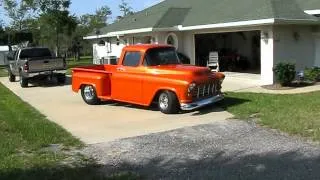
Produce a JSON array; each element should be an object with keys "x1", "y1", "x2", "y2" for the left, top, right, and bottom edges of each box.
[
  {"x1": 296, "y1": 0, "x2": 320, "y2": 10},
  {"x1": 86, "y1": 0, "x2": 320, "y2": 38}
]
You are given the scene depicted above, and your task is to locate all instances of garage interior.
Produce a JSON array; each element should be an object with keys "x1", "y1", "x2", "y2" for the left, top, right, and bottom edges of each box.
[{"x1": 195, "y1": 31, "x2": 261, "y2": 74}]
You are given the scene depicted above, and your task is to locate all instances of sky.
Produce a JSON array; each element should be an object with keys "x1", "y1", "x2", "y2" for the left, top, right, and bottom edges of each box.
[
  {"x1": 70, "y1": 0, "x2": 163, "y2": 21},
  {"x1": 0, "y1": 0, "x2": 163, "y2": 25}
]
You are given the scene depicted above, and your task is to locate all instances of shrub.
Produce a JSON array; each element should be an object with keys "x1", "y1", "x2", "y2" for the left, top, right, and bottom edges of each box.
[
  {"x1": 304, "y1": 67, "x2": 320, "y2": 82},
  {"x1": 273, "y1": 62, "x2": 296, "y2": 86}
]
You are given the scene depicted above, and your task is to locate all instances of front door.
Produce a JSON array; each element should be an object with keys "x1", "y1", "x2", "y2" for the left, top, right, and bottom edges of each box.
[
  {"x1": 315, "y1": 37, "x2": 320, "y2": 67},
  {"x1": 111, "y1": 51, "x2": 144, "y2": 104}
]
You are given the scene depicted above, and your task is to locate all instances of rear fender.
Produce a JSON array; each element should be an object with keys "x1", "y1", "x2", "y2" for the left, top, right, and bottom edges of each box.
[{"x1": 72, "y1": 72, "x2": 111, "y2": 97}]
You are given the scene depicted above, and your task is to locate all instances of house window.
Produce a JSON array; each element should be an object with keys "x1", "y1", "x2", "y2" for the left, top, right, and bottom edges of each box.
[
  {"x1": 97, "y1": 40, "x2": 105, "y2": 46},
  {"x1": 123, "y1": 51, "x2": 141, "y2": 67},
  {"x1": 165, "y1": 33, "x2": 179, "y2": 50}
]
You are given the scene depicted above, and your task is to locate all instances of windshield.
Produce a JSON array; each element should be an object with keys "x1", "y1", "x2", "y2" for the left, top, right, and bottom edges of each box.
[
  {"x1": 144, "y1": 47, "x2": 181, "y2": 66},
  {"x1": 19, "y1": 48, "x2": 51, "y2": 59}
]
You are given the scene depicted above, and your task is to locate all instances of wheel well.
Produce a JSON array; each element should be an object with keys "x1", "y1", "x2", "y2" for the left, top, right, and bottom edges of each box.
[{"x1": 152, "y1": 89, "x2": 178, "y2": 104}]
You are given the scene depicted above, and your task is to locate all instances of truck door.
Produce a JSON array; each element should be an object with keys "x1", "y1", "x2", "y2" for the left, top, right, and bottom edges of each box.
[{"x1": 111, "y1": 51, "x2": 144, "y2": 103}]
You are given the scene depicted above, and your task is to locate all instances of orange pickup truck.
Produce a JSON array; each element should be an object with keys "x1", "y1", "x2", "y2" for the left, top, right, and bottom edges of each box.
[{"x1": 72, "y1": 44, "x2": 225, "y2": 114}]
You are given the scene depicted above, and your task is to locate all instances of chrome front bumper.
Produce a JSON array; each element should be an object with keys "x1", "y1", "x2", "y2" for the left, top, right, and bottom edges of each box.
[
  {"x1": 26, "y1": 70, "x2": 67, "y2": 78},
  {"x1": 180, "y1": 94, "x2": 224, "y2": 111}
]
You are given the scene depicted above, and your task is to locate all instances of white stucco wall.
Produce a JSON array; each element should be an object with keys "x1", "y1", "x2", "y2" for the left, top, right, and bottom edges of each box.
[
  {"x1": 273, "y1": 25, "x2": 315, "y2": 71},
  {"x1": 315, "y1": 34, "x2": 320, "y2": 67},
  {"x1": 260, "y1": 27, "x2": 274, "y2": 85},
  {"x1": 92, "y1": 37, "x2": 125, "y2": 64}
]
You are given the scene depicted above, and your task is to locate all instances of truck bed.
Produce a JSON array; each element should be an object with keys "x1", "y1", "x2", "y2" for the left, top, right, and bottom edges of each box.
[{"x1": 72, "y1": 65, "x2": 116, "y2": 98}]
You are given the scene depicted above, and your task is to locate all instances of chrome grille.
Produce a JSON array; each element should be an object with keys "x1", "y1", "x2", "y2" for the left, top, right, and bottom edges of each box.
[{"x1": 192, "y1": 82, "x2": 217, "y2": 99}]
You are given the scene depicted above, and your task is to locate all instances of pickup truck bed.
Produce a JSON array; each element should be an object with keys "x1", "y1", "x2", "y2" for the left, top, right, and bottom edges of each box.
[{"x1": 72, "y1": 65, "x2": 114, "y2": 98}]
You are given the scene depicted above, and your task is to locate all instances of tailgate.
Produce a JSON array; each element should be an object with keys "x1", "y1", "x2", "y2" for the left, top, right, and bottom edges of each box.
[{"x1": 28, "y1": 58, "x2": 65, "y2": 72}]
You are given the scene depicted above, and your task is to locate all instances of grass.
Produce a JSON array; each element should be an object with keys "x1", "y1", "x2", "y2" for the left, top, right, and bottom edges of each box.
[
  {"x1": 66, "y1": 56, "x2": 93, "y2": 75},
  {"x1": 223, "y1": 91, "x2": 320, "y2": 140},
  {"x1": 0, "y1": 83, "x2": 139, "y2": 179},
  {"x1": 0, "y1": 67, "x2": 7, "y2": 77}
]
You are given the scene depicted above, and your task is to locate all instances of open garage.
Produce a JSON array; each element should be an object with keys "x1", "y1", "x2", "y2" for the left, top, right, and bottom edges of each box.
[{"x1": 194, "y1": 31, "x2": 261, "y2": 74}]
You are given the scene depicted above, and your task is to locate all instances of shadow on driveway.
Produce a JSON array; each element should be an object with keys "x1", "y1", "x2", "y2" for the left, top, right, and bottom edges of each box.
[{"x1": 0, "y1": 151, "x2": 319, "y2": 180}]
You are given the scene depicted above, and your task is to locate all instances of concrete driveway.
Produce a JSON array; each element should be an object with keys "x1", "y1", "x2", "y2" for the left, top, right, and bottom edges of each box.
[{"x1": 0, "y1": 77, "x2": 233, "y2": 144}]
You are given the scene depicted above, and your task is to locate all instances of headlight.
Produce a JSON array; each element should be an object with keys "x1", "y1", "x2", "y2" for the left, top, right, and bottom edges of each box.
[{"x1": 187, "y1": 82, "x2": 196, "y2": 96}]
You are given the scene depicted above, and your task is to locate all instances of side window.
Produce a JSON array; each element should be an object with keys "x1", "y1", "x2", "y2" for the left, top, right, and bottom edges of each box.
[{"x1": 123, "y1": 51, "x2": 141, "y2": 67}]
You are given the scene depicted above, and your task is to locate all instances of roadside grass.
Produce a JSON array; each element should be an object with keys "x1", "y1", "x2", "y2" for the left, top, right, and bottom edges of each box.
[
  {"x1": 0, "y1": 67, "x2": 7, "y2": 77},
  {"x1": 66, "y1": 56, "x2": 93, "y2": 75},
  {"x1": 223, "y1": 91, "x2": 320, "y2": 140}
]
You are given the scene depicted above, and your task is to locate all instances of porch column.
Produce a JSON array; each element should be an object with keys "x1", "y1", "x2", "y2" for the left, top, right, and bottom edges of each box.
[
  {"x1": 260, "y1": 28, "x2": 274, "y2": 85},
  {"x1": 314, "y1": 33, "x2": 320, "y2": 67}
]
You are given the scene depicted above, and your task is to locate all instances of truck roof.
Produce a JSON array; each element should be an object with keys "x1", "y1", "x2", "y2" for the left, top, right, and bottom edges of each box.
[{"x1": 123, "y1": 44, "x2": 174, "y2": 52}]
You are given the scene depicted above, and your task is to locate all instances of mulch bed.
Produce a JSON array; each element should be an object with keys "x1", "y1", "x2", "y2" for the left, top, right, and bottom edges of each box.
[{"x1": 262, "y1": 81, "x2": 320, "y2": 90}]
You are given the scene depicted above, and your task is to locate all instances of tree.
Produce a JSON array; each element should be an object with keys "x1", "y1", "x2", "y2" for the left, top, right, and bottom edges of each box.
[
  {"x1": 79, "y1": 5, "x2": 112, "y2": 30},
  {"x1": 2, "y1": 0, "x2": 34, "y2": 31},
  {"x1": 117, "y1": 0, "x2": 134, "y2": 20},
  {"x1": 39, "y1": 10, "x2": 77, "y2": 56},
  {"x1": 74, "y1": 5, "x2": 112, "y2": 60}
]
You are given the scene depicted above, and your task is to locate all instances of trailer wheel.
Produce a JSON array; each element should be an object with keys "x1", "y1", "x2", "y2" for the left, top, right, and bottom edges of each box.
[
  {"x1": 81, "y1": 85, "x2": 101, "y2": 105},
  {"x1": 158, "y1": 90, "x2": 180, "y2": 114}
]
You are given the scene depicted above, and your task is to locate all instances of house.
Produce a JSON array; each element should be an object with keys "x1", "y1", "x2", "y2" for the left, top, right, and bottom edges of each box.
[
  {"x1": 84, "y1": 0, "x2": 320, "y2": 85},
  {"x1": 0, "y1": 46, "x2": 9, "y2": 66}
]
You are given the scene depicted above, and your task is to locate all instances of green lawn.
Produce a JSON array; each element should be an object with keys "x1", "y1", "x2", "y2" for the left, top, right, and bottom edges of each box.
[
  {"x1": 0, "y1": 67, "x2": 7, "y2": 77},
  {"x1": 66, "y1": 56, "x2": 93, "y2": 75},
  {"x1": 0, "y1": 82, "x2": 138, "y2": 179},
  {"x1": 223, "y1": 91, "x2": 320, "y2": 140}
]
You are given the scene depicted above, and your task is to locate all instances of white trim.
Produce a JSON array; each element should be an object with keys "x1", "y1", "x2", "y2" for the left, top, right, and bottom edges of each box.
[
  {"x1": 304, "y1": 9, "x2": 320, "y2": 15},
  {"x1": 84, "y1": 35, "x2": 99, "y2": 40},
  {"x1": 178, "y1": 19, "x2": 275, "y2": 31},
  {"x1": 84, "y1": 27, "x2": 153, "y2": 40},
  {"x1": 107, "y1": 27, "x2": 153, "y2": 37}
]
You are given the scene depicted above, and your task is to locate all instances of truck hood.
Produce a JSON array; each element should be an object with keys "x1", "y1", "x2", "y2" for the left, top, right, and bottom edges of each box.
[
  {"x1": 150, "y1": 64, "x2": 211, "y2": 75},
  {"x1": 148, "y1": 64, "x2": 224, "y2": 81}
]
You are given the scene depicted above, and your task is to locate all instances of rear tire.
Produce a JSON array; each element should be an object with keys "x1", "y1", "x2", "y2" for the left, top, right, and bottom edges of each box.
[
  {"x1": 57, "y1": 74, "x2": 66, "y2": 84},
  {"x1": 158, "y1": 91, "x2": 180, "y2": 114},
  {"x1": 8, "y1": 71, "x2": 16, "y2": 82},
  {"x1": 81, "y1": 85, "x2": 101, "y2": 105},
  {"x1": 19, "y1": 73, "x2": 28, "y2": 88}
]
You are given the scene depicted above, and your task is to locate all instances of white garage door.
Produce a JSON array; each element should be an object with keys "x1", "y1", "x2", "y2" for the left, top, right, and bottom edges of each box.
[{"x1": 316, "y1": 37, "x2": 320, "y2": 67}]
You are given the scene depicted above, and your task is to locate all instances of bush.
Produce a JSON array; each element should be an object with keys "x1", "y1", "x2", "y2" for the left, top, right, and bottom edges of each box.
[
  {"x1": 304, "y1": 67, "x2": 320, "y2": 82},
  {"x1": 273, "y1": 62, "x2": 296, "y2": 86}
]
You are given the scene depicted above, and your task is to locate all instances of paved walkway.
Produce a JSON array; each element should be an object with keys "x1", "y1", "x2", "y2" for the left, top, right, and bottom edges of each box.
[{"x1": 222, "y1": 72, "x2": 320, "y2": 94}]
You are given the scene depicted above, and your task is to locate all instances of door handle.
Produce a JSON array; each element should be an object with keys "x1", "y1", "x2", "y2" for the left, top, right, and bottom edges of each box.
[
  {"x1": 44, "y1": 61, "x2": 49, "y2": 63},
  {"x1": 116, "y1": 67, "x2": 125, "y2": 72}
]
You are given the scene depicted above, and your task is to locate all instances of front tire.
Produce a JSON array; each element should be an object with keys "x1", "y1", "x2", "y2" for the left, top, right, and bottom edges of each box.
[
  {"x1": 8, "y1": 71, "x2": 16, "y2": 82},
  {"x1": 19, "y1": 73, "x2": 28, "y2": 88},
  {"x1": 81, "y1": 85, "x2": 101, "y2": 105},
  {"x1": 158, "y1": 91, "x2": 180, "y2": 114}
]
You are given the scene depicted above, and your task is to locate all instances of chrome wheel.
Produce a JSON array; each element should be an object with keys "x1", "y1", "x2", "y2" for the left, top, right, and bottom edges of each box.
[
  {"x1": 83, "y1": 86, "x2": 95, "y2": 100},
  {"x1": 159, "y1": 93, "x2": 169, "y2": 110}
]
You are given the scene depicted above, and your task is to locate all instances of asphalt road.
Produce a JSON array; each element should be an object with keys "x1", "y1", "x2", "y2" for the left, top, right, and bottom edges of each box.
[{"x1": 85, "y1": 119, "x2": 320, "y2": 180}]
